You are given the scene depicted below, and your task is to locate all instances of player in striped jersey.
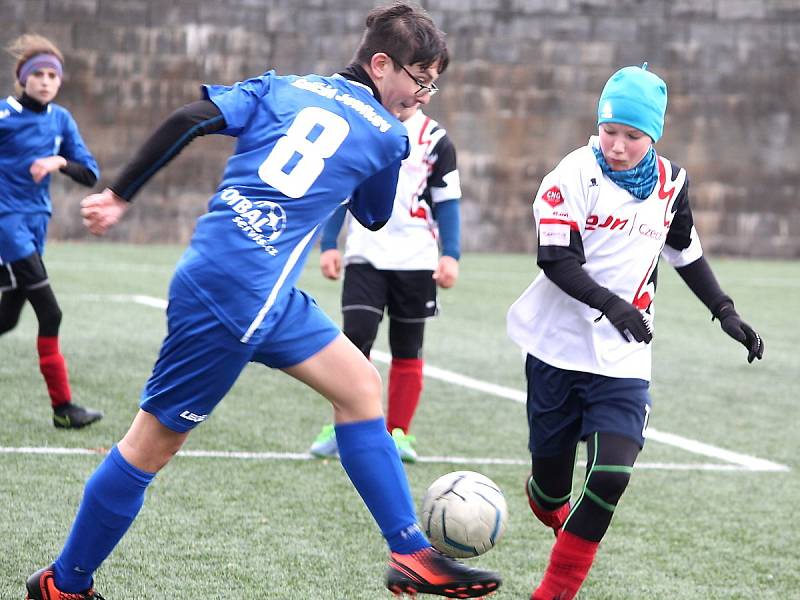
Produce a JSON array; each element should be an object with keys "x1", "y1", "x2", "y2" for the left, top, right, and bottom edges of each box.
[
  {"x1": 0, "y1": 34, "x2": 102, "y2": 429},
  {"x1": 309, "y1": 103, "x2": 461, "y2": 462},
  {"x1": 507, "y1": 64, "x2": 764, "y2": 600},
  {"x1": 25, "y1": 4, "x2": 500, "y2": 599}
]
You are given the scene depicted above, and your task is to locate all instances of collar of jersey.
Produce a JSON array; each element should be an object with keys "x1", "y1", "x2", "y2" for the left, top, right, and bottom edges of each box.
[
  {"x1": 18, "y1": 92, "x2": 49, "y2": 113},
  {"x1": 336, "y1": 63, "x2": 381, "y2": 104}
]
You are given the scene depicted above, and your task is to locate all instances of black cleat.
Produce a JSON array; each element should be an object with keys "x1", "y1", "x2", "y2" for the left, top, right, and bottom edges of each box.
[
  {"x1": 53, "y1": 403, "x2": 103, "y2": 429},
  {"x1": 387, "y1": 547, "x2": 501, "y2": 598},
  {"x1": 25, "y1": 566, "x2": 105, "y2": 599}
]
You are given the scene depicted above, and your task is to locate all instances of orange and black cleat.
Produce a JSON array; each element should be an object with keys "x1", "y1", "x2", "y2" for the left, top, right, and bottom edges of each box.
[
  {"x1": 25, "y1": 566, "x2": 105, "y2": 600},
  {"x1": 386, "y1": 547, "x2": 501, "y2": 598}
]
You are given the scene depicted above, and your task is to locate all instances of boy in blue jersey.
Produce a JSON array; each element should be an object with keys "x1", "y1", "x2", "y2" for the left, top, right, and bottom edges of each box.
[
  {"x1": 1, "y1": 34, "x2": 102, "y2": 429},
  {"x1": 25, "y1": 3, "x2": 501, "y2": 599}
]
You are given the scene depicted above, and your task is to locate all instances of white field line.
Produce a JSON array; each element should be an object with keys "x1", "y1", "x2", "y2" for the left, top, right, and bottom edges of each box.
[
  {"x1": 0, "y1": 446, "x2": 770, "y2": 472},
  {"x1": 56, "y1": 294, "x2": 789, "y2": 473}
]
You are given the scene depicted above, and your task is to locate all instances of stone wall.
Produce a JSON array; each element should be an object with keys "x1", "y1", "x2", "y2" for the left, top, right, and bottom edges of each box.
[{"x1": 2, "y1": 0, "x2": 798, "y2": 256}]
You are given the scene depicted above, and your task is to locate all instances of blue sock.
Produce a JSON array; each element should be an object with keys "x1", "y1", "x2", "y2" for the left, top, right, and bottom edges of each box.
[
  {"x1": 335, "y1": 417, "x2": 430, "y2": 554},
  {"x1": 54, "y1": 446, "x2": 155, "y2": 592}
]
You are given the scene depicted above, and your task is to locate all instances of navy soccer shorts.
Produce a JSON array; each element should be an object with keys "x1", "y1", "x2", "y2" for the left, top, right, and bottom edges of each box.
[
  {"x1": 525, "y1": 354, "x2": 652, "y2": 457},
  {"x1": 341, "y1": 263, "x2": 438, "y2": 323},
  {"x1": 140, "y1": 275, "x2": 340, "y2": 432}
]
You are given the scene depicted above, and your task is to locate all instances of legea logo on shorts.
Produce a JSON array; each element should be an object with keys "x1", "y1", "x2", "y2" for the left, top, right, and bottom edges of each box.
[
  {"x1": 221, "y1": 187, "x2": 288, "y2": 256},
  {"x1": 180, "y1": 410, "x2": 207, "y2": 423}
]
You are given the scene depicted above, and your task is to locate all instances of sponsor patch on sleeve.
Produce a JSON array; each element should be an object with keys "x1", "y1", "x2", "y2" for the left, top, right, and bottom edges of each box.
[
  {"x1": 540, "y1": 185, "x2": 564, "y2": 208},
  {"x1": 539, "y1": 222, "x2": 571, "y2": 246}
]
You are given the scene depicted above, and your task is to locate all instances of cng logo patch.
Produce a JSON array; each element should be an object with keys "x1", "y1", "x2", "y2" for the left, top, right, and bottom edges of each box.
[{"x1": 541, "y1": 186, "x2": 564, "y2": 208}]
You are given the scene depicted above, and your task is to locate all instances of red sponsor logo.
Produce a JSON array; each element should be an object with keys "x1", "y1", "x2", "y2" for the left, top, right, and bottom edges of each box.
[
  {"x1": 541, "y1": 186, "x2": 564, "y2": 207},
  {"x1": 585, "y1": 214, "x2": 629, "y2": 231}
]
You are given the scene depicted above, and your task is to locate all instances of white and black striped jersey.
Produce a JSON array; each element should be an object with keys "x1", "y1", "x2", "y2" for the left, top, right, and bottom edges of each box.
[
  {"x1": 342, "y1": 108, "x2": 461, "y2": 270},
  {"x1": 507, "y1": 137, "x2": 702, "y2": 380}
]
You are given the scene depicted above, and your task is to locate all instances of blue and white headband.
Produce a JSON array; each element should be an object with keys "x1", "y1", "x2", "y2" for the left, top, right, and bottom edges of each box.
[{"x1": 18, "y1": 54, "x2": 63, "y2": 85}]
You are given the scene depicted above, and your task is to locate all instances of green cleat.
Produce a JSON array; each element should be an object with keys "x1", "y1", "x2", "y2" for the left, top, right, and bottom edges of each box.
[
  {"x1": 391, "y1": 428, "x2": 418, "y2": 463},
  {"x1": 309, "y1": 423, "x2": 339, "y2": 458}
]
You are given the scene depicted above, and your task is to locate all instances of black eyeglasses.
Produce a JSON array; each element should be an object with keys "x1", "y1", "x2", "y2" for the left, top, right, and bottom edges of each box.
[{"x1": 385, "y1": 53, "x2": 439, "y2": 97}]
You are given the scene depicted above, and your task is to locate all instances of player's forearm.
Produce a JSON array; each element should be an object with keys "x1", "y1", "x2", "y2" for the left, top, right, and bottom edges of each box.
[
  {"x1": 109, "y1": 100, "x2": 226, "y2": 202},
  {"x1": 541, "y1": 257, "x2": 618, "y2": 311},
  {"x1": 435, "y1": 199, "x2": 460, "y2": 259},
  {"x1": 320, "y1": 204, "x2": 348, "y2": 251},
  {"x1": 59, "y1": 160, "x2": 98, "y2": 187},
  {"x1": 674, "y1": 256, "x2": 730, "y2": 316}
]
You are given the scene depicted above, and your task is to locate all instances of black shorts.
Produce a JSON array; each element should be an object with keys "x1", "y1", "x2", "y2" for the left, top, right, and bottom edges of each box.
[
  {"x1": 0, "y1": 252, "x2": 49, "y2": 293},
  {"x1": 342, "y1": 263, "x2": 438, "y2": 322}
]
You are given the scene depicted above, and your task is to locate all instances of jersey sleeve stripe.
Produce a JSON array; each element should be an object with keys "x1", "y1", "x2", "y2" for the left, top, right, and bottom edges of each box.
[{"x1": 539, "y1": 218, "x2": 579, "y2": 231}]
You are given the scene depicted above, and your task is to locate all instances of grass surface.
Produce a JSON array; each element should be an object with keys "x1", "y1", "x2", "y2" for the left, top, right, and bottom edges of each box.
[{"x1": 1, "y1": 242, "x2": 797, "y2": 599}]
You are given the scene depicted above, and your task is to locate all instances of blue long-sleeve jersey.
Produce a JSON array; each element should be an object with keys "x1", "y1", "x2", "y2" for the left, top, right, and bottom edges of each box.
[{"x1": 0, "y1": 96, "x2": 99, "y2": 216}]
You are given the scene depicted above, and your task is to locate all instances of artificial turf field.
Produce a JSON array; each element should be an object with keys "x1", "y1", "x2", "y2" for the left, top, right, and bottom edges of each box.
[{"x1": 1, "y1": 242, "x2": 797, "y2": 599}]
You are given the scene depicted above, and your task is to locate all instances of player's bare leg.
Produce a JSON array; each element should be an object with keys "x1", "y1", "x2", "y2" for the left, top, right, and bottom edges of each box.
[
  {"x1": 286, "y1": 334, "x2": 501, "y2": 598},
  {"x1": 284, "y1": 333, "x2": 383, "y2": 423},
  {"x1": 117, "y1": 409, "x2": 190, "y2": 472}
]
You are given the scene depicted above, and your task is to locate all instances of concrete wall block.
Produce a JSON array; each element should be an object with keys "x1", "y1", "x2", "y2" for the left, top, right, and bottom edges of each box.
[
  {"x1": 154, "y1": 1, "x2": 201, "y2": 26},
  {"x1": 717, "y1": 0, "x2": 767, "y2": 20},
  {"x1": 668, "y1": 0, "x2": 715, "y2": 18},
  {"x1": 48, "y1": 0, "x2": 99, "y2": 22},
  {"x1": 0, "y1": 0, "x2": 47, "y2": 22},
  {"x1": 98, "y1": 0, "x2": 150, "y2": 26},
  {"x1": 197, "y1": 3, "x2": 268, "y2": 32},
  {"x1": 510, "y1": 0, "x2": 571, "y2": 14},
  {"x1": 767, "y1": 0, "x2": 800, "y2": 19},
  {"x1": 572, "y1": 0, "x2": 666, "y2": 18}
]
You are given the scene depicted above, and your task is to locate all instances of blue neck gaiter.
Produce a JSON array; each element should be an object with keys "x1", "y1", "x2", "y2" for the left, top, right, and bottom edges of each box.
[{"x1": 593, "y1": 145, "x2": 658, "y2": 200}]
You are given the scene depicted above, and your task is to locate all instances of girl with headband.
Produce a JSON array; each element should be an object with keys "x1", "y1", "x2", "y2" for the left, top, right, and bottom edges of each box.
[{"x1": 1, "y1": 34, "x2": 102, "y2": 429}]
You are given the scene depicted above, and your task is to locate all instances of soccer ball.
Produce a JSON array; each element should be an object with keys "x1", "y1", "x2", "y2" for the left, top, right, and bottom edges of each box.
[{"x1": 420, "y1": 471, "x2": 508, "y2": 558}]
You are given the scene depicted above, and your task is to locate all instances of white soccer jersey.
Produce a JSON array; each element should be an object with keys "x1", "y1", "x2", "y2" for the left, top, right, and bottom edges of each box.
[
  {"x1": 507, "y1": 137, "x2": 703, "y2": 381},
  {"x1": 342, "y1": 109, "x2": 461, "y2": 270}
]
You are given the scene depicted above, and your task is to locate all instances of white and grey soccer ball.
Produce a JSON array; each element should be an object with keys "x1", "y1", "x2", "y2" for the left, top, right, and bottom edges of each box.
[{"x1": 420, "y1": 471, "x2": 508, "y2": 558}]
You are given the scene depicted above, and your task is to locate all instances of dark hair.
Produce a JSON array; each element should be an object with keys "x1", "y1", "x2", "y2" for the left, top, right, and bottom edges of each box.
[{"x1": 354, "y1": 1, "x2": 449, "y2": 74}]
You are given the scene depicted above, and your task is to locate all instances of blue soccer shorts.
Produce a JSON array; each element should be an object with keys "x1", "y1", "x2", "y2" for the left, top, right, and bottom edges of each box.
[
  {"x1": 525, "y1": 354, "x2": 652, "y2": 457},
  {"x1": 0, "y1": 212, "x2": 49, "y2": 263},
  {"x1": 140, "y1": 275, "x2": 340, "y2": 432}
]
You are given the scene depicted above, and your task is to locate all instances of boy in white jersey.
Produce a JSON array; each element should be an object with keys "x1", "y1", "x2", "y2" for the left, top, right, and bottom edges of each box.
[
  {"x1": 310, "y1": 103, "x2": 461, "y2": 462},
  {"x1": 507, "y1": 64, "x2": 764, "y2": 600}
]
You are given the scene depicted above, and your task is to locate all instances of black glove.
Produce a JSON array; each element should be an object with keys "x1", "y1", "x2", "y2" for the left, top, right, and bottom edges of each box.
[
  {"x1": 598, "y1": 296, "x2": 653, "y2": 344},
  {"x1": 714, "y1": 302, "x2": 764, "y2": 363}
]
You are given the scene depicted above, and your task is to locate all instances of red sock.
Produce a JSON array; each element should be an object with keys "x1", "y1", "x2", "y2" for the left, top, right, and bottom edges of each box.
[
  {"x1": 37, "y1": 336, "x2": 72, "y2": 408},
  {"x1": 525, "y1": 477, "x2": 571, "y2": 534},
  {"x1": 386, "y1": 358, "x2": 423, "y2": 433},
  {"x1": 528, "y1": 496, "x2": 571, "y2": 534},
  {"x1": 531, "y1": 530, "x2": 599, "y2": 600}
]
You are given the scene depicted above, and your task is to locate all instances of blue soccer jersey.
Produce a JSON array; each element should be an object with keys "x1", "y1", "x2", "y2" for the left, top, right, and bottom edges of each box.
[
  {"x1": 175, "y1": 71, "x2": 409, "y2": 344},
  {"x1": 0, "y1": 96, "x2": 99, "y2": 216}
]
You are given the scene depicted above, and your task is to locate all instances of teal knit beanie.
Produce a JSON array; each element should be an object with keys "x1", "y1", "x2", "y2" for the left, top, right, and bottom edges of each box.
[{"x1": 597, "y1": 63, "x2": 668, "y2": 142}]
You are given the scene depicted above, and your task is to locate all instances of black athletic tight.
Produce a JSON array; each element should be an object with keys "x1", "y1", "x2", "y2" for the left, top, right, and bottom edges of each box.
[
  {"x1": 529, "y1": 432, "x2": 640, "y2": 542},
  {"x1": 343, "y1": 309, "x2": 425, "y2": 359},
  {"x1": 0, "y1": 284, "x2": 62, "y2": 337}
]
